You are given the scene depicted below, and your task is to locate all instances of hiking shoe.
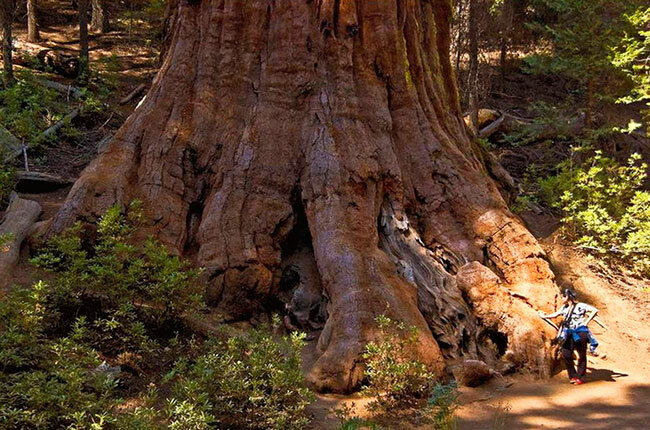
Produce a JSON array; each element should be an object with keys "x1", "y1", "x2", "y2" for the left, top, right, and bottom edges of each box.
[
  {"x1": 589, "y1": 348, "x2": 599, "y2": 357},
  {"x1": 573, "y1": 378, "x2": 585, "y2": 385},
  {"x1": 570, "y1": 378, "x2": 579, "y2": 384}
]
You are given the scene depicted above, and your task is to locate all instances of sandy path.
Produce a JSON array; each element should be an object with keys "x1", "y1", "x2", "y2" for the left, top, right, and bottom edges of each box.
[{"x1": 457, "y1": 243, "x2": 650, "y2": 429}]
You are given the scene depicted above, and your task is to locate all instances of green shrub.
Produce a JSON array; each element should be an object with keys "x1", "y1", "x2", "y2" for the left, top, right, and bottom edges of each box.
[
  {"x1": 0, "y1": 70, "x2": 68, "y2": 148},
  {"x1": 537, "y1": 163, "x2": 575, "y2": 208},
  {"x1": 612, "y1": 5, "x2": 650, "y2": 133},
  {"x1": 0, "y1": 233, "x2": 12, "y2": 252},
  {"x1": 554, "y1": 152, "x2": 650, "y2": 275},
  {"x1": 31, "y1": 201, "x2": 205, "y2": 360},
  {"x1": 166, "y1": 319, "x2": 313, "y2": 430},
  {"x1": 427, "y1": 382, "x2": 460, "y2": 430},
  {"x1": 3, "y1": 203, "x2": 316, "y2": 429},
  {"x1": 501, "y1": 101, "x2": 579, "y2": 147},
  {"x1": 333, "y1": 403, "x2": 382, "y2": 430},
  {"x1": 0, "y1": 283, "x2": 120, "y2": 429},
  {"x1": 0, "y1": 155, "x2": 17, "y2": 209},
  {"x1": 362, "y1": 315, "x2": 434, "y2": 412},
  {"x1": 338, "y1": 417, "x2": 383, "y2": 430}
]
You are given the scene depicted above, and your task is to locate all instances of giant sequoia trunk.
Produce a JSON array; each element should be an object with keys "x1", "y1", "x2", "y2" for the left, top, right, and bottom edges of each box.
[{"x1": 49, "y1": 0, "x2": 560, "y2": 393}]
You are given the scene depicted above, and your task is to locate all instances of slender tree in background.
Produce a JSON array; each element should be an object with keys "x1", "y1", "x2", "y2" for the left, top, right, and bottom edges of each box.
[
  {"x1": 49, "y1": 0, "x2": 559, "y2": 392},
  {"x1": 499, "y1": 0, "x2": 514, "y2": 88},
  {"x1": 454, "y1": 0, "x2": 466, "y2": 73},
  {"x1": 26, "y1": 0, "x2": 39, "y2": 42},
  {"x1": 0, "y1": 0, "x2": 14, "y2": 86},
  {"x1": 90, "y1": 0, "x2": 109, "y2": 33},
  {"x1": 468, "y1": 0, "x2": 479, "y2": 132},
  {"x1": 77, "y1": 0, "x2": 89, "y2": 84}
]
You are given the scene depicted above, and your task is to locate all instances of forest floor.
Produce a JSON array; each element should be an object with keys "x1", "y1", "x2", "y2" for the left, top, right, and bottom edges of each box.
[{"x1": 3, "y1": 6, "x2": 650, "y2": 429}]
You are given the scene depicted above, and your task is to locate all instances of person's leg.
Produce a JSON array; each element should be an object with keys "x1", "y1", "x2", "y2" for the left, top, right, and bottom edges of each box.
[
  {"x1": 561, "y1": 340, "x2": 577, "y2": 380},
  {"x1": 575, "y1": 332, "x2": 589, "y2": 379},
  {"x1": 587, "y1": 329, "x2": 598, "y2": 351}
]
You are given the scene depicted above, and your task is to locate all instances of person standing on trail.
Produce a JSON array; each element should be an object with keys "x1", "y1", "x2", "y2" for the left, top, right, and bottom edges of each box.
[{"x1": 539, "y1": 289, "x2": 599, "y2": 385}]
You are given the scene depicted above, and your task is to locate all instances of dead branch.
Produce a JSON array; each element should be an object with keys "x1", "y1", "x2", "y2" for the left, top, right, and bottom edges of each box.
[{"x1": 119, "y1": 84, "x2": 146, "y2": 105}]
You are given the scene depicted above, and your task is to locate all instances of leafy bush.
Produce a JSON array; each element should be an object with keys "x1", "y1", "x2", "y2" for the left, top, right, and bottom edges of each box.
[
  {"x1": 0, "y1": 283, "x2": 120, "y2": 429},
  {"x1": 338, "y1": 417, "x2": 382, "y2": 430},
  {"x1": 0, "y1": 70, "x2": 69, "y2": 148},
  {"x1": 166, "y1": 319, "x2": 313, "y2": 430},
  {"x1": 0, "y1": 157, "x2": 16, "y2": 209},
  {"x1": 31, "y1": 201, "x2": 205, "y2": 359},
  {"x1": 0, "y1": 233, "x2": 13, "y2": 252},
  {"x1": 334, "y1": 404, "x2": 382, "y2": 430},
  {"x1": 550, "y1": 152, "x2": 650, "y2": 275},
  {"x1": 501, "y1": 101, "x2": 579, "y2": 147},
  {"x1": 612, "y1": 5, "x2": 650, "y2": 132},
  {"x1": 3, "y1": 203, "x2": 317, "y2": 429},
  {"x1": 362, "y1": 315, "x2": 434, "y2": 411},
  {"x1": 427, "y1": 382, "x2": 460, "y2": 430}
]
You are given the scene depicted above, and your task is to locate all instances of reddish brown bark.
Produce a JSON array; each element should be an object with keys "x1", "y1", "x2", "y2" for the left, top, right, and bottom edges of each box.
[{"x1": 49, "y1": 0, "x2": 560, "y2": 393}]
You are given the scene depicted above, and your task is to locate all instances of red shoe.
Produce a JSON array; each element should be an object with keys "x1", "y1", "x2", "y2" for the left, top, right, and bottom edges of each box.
[
  {"x1": 570, "y1": 378, "x2": 579, "y2": 384},
  {"x1": 573, "y1": 378, "x2": 585, "y2": 385}
]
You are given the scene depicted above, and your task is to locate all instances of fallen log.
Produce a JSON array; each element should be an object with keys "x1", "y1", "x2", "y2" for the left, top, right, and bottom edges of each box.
[
  {"x1": 119, "y1": 84, "x2": 146, "y2": 105},
  {"x1": 0, "y1": 194, "x2": 42, "y2": 290},
  {"x1": 479, "y1": 115, "x2": 505, "y2": 139},
  {"x1": 39, "y1": 78, "x2": 84, "y2": 100},
  {"x1": 40, "y1": 108, "x2": 81, "y2": 142},
  {"x1": 12, "y1": 45, "x2": 79, "y2": 78},
  {"x1": 16, "y1": 171, "x2": 73, "y2": 193}
]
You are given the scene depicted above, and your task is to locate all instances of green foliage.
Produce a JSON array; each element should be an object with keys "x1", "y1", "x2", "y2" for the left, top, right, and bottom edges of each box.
[
  {"x1": 612, "y1": 5, "x2": 650, "y2": 132},
  {"x1": 0, "y1": 283, "x2": 119, "y2": 429},
  {"x1": 501, "y1": 101, "x2": 578, "y2": 147},
  {"x1": 333, "y1": 404, "x2": 382, "y2": 430},
  {"x1": 427, "y1": 382, "x2": 460, "y2": 430},
  {"x1": 526, "y1": 0, "x2": 625, "y2": 88},
  {"x1": 166, "y1": 319, "x2": 313, "y2": 430},
  {"x1": 0, "y1": 233, "x2": 13, "y2": 252},
  {"x1": 0, "y1": 157, "x2": 16, "y2": 209},
  {"x1": 553, "y1": 152, "x2": 650, "y2": 275},
  {"x1": 537, "y1": 162, "x2": 575, "y2": 208},
  {"x1": 144, "y1": 0, "x2": 167, "y2": 18},
  {"x1": 31, "y1": 201, "x2": 205, "y2": 358},
  {"x1": 362, "y1": 315, "x2": 434, "y2": 412},
  {"x1": 338, "y1": 417, "x2": 382, "y2": 430},
  {"x1": 94, "y1": 53, "x2": 121, "y2": 100},
  {"x1": 0, "y1": 70, "x2": 69, "y2": 148}
]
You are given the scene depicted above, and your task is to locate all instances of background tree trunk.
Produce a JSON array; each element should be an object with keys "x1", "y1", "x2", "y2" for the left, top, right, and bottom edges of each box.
[
  {"x1": 49, "y1": 0, "x2": 560, "y2": 393},
  {"x1": 26, "y1": 0, "x2": 39, "y2": 42},
  {"x1": 468, "y1": 0, "x2": 479, "y2": 134},
  {"x1": 77, "y1": 0, "x2": 88, "y2": 84},
  {"x1": 499, "y1": 0, "x2": 514, "y2": 89},
  {"x1": 0, "y1": 0, "x2": 14, "y2": 86},
  {"x1": 90, "y1": 0, "x2": 109, "y2": 33}
]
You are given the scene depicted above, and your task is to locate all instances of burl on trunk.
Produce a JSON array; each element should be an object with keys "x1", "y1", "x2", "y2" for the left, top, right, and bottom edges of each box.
[{"x1": 49, "y1": 0, "x2": 559, "y2": 392}]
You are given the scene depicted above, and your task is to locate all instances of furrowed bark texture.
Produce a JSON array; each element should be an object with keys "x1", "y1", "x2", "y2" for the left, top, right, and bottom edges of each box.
[{"x1": 49, "y1": 0, "x2": 559, "y2": 392}]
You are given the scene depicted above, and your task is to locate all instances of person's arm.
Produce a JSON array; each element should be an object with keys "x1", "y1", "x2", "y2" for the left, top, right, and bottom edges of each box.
[{"x1": 539, "y1": 305, "x2": 565, "y2": 319}]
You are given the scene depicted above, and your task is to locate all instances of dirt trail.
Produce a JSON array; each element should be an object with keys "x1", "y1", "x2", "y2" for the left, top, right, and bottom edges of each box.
[
  {"x1": 307, "y1": 242, "x2": 650, "y2": 429},
  {"x1": 453, "y1": 241, "x2": 649, "y2": 429}
]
